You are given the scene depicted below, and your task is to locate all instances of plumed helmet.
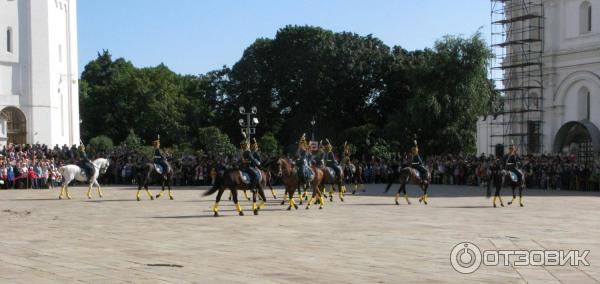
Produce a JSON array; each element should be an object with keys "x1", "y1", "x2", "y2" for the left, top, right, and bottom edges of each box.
[
  {"x1": 152, "y1": 134, "x2": 160, "y2": 147},
  {"x1": 240, "y1": 132, "x2": 249, "y2": 149},
  {"x1": 411, "y1": 140, "x2": 419, "y2": 154},
  {"x1": 298, "y1": 133, "x2": 307, "y2": 147},
  {"x1": 323, "y1": 139, "x2": 333, "y2": 152}
]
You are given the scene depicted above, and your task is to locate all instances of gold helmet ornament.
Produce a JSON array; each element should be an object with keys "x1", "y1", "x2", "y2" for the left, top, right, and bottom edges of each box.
[{"x1": 250, "y1": 138, "x2": 259, "y2": 151}]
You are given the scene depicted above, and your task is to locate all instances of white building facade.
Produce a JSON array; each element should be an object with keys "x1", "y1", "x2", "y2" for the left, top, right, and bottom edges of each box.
[
  {"x1": 0, "y1": 0, "x2": 80, "y2": 147},
  {"x1": 478, "y1": 0, "x2": 600, "y2": 163}
]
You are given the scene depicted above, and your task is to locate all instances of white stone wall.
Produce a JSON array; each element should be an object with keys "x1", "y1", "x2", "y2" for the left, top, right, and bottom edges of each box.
[{"x1": 0, "y1": 0, "x2": 79, "y2": 146}]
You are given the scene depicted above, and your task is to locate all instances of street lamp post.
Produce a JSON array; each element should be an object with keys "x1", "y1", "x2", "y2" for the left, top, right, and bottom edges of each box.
[
  {"x1": 238, "y1": 106, "x2": 259, "y2": 142},
  {"x1": 310, "y1": 117, "x2": 316, "y2": 141}
]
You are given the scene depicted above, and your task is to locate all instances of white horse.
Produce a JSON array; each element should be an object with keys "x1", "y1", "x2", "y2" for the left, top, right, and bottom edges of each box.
[{"x1": 57, "y1": 158, "x2": 110, "y2": 199}]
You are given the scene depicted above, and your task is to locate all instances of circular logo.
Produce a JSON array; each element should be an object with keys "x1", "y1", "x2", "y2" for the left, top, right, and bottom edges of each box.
[{"x1": 450, "y1": 242, "x2": 482, "y2": 274}]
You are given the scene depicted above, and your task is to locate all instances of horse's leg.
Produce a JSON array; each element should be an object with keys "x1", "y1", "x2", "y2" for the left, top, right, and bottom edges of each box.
[
  {"x1": 136, "y1": 184, "x2": 142, "y2": 201},
  {"x1": 252, "y1": 187, "x2": 259, "y2": 215},
  {"x1": 258, "y1": 186, "x2": 267, "y2": 209},
  {"x1": 168, "y1": 179, "x2": 174, "y2": 200},
  {"x1": 329, "y1": 184, "x2": 334, "y2": 202},
  {"x1": 508, "y1": 185, "x2": 516, "y2": 205},
  {"x1": 519, "y1": 185, "x2": 524, "y2": 207},
  {"x1": 144, "y1": 184, "x2": 154, "y2": 200},
  {"x1": 288, "y1": 186, "x2": 298, "y2": 211},
  {"x1": 86, "y1": 182, "x2": 93, "y2": 199},
  {"x1": 58, "y1": 182, "x2": 65, "y2": 199},
  {"x1": 228, "y1": 190, "x2": 232, "y2": 201},
  {"x1": 421, "y1": 183, "x2": 429, "y2": 205},
  {"x1": 361, "y1": 176, "x2": 365, "y2": 192},
  {"x1": 213, "y1": 187, "x2": 225, "y2": 217},
  {"x1": 65, "y1": 184, "x2": 72, "y2": 199},
  {"x1": 156, "y1": 180, "x2": 166, "y2": 199},
  {"x1": 94, "y1": 180, "x2": 103, "y2": 198},
  {"x1": 338, "y1": 181, "x2": 345, "y2": 202},
  {"x1": 243, "y1": 189, "x2": 250, "y2": 201},
  {"x1": 268, "y1": 180, "x2": 277, "y2": 199},
  {"x1": 298, "y1": 186, "x2": 304, "y2": 205},
  {"x1": 493, "y1": 183, "x2": 504, "y2": 207},
  {"x1": 231, "y1": 189, "x2": 244, "y2": 216}
]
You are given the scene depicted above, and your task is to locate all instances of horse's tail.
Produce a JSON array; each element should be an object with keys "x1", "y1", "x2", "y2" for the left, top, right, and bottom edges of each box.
[{"x1": 202, "y1": 184, "x2": 220, "y2": 197}]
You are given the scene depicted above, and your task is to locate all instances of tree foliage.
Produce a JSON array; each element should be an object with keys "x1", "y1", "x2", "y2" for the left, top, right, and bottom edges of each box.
[{"x1": 80, "y1": 27, "x2": 495, "y2": 156}]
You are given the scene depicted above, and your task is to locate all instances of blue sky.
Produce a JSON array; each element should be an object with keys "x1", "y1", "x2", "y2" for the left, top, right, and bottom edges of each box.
[{"x1": 78, "y1": 0, "x2": 491, "y2": 76}]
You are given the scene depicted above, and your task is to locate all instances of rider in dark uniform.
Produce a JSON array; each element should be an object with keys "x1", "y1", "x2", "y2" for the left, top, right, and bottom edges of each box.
[
  {"x1": 321, "y1": 139, "x2": 342, "y2": 178},
  {"x1": 78, "y1": 143, "x2": 95, "y2": 179},
  {"x1": 295, "y1": 134, "x2": 312, "y2": 184},
  {"x1": 250, "y1": 138, "x2": 262, "y2": 168},
  {"x1": 241, "y1": 137, "x2": 260, "y2": 185},
  {"x1": 503, "y1": 144, "x2": 522, "y2": 182},
  {"x1": 410, "y1": 141, "x2": 427, "y2": 179},
  {"x1": 152, "y1": 138, "x2": 170, "y2": 175}
]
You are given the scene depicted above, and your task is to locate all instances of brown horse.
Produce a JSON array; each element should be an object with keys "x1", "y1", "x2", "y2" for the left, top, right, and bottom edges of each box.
[
  {"x1": 344, "y1": 162, "x2": 365, "y2": 194},
  {"x1": 202, "y1": 168, "x2": 269, "y2": 216},
  {"x1": 384, "y1": 165, "x2": 431, "y2": 205},
  {"x1": 267, "y1": 158, "x2": 325, "y2": 210}
]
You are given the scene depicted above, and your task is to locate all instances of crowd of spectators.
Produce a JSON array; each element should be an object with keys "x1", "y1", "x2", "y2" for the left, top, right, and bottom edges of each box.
[{"x1": 2, "y1": 143, "x2": 599, "y2": 191}]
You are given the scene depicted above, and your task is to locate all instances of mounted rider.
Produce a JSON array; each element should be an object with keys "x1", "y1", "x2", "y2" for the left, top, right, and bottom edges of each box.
[
  {"x1": 78, "y1": 142, "x2": 96, "y2": 180},
  {"x1": 295, "y1": 134, "x2": 313, "y2": 184},
  {"x1": 250, "y1": 138, "x2": 262, "y2": 167},
  {"x1": 240, "y1": 135, "x2": 261, "y2": 186},
  {"x1": 503, "y1": 142, "x2": 523, "y2": 182},
  {"x1": 152, "y1": 136, "x2": 170, "y2": 175},
  {"x1": 410, "y1": 140, "x2": 427, "y2": 180},
  {"x1": 321, "y1": 139, "x2": 342, "y2": 178}
]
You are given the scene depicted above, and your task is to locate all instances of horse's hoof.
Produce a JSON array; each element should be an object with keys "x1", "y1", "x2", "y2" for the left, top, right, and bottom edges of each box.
[
  {"x1": 213, "y1": 212, "x2": 219, "y2": 217},
  {"x1": 150, "y1": 196, "x2": 155, "y2": 200},
  {"x1": 280, "y1": 201, "x2": 285, "y2": 206},
  {"x1": 137, "y1": 197, "x2": 140, "y2": 201},
  {"x1": 87, "y1": 196, "x2": 91, "y2": 199},
  {"x1": 253, "y1": 209, "x2": 258, "y2": 215},
  {"x1": 352, "y1": 191, "x2": 356, "y2": 195},
  {"x1": 239, "y1": 212, "x2": 244, "y2": 216},
  {"x1": 287, "y1": 206, "x2": 292, "y2": 211},
  {"x1": 299, "y1": 201, "x2": 303, "y2": 205},
  {"x1": 493, "y1": 204, "x2": 497, "y2": 208},
  {"x1": 155, "y1": 194, "x2": 160, "y2": 199},
  {"x1": 407, "y1": 202, "x2": 412, "y2": 205},
  {"x1": 507, "y1": 201, "x2": 513, "y2": 205},
  {"x1": 294, "y1": 205, "x2": 299, "y2": 210},
  {"x1": 170, "y1": 196, "x2": 174, "y2": 200},
  {"x1": 319, "y1": 206, "x2": 323, "y2": 210},
  {"x1": 501, "y1": 203, "x2": 505, "y2": 207},
  {"x1": 424, "y1": 201, "x2": 428, "y2": 205},
  {"x1": 58, "y1": 196, "x2": 63, "y2": 200},
  {"x1": 305, "y1": 206, "x2": 310, "y2": 210},
  {"x1": 99, "y1": 195, "x2": 103, "y2": 198},
  {"x1": 520, "y1": 203, "x2": 524, "y2": 207},
  {"x1": 395, "y1": 201, "x2": 399, "y2": 205},
  {"x1": 340, "y1": 198, "x2": 344, "y2": 202}
]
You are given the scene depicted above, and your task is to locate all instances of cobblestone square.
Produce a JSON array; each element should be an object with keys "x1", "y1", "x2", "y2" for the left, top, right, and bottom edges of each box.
[{"x1": 1, "y1": 184, "x2": 599, "y2": 283}]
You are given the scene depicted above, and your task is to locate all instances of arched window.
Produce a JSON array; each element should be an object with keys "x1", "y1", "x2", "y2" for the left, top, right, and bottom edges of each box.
[
  {"x1": 0, "y1": 107, "x2": 27, "y2": 144},
  {"x1": 6, "y1": 27, "x2": 12, "y2": 53},
  {"x1": 580, "y1": 1, "x2": 592, "y2": 34}
]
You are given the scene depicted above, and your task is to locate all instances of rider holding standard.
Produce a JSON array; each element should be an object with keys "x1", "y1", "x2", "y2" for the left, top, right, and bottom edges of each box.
[
  {"x1": 410, "y1": 141, "x2": 427, "y2": 180},
  {"x1": 321, "y1": 139, "x2": 342, "y2": 178},
  {"x1": 78, "y1": 143, "x2": 95, "y2": 179},
  {"x1": 296, "y1": 134, "x2": 313, "y2": 184},
  {"x1": 241, "y1": 137, "x2": 261, "y2": 186},
  {"x1": 153, "y1": 137, "x2": 169, "y2": 176}
]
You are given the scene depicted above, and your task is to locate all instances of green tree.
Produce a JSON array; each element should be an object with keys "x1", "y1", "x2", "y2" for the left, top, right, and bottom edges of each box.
[
  {"x1": 121, "y1": 130, "x2": 144, "y2": 149},
  {"x1": 196, "y1": 127, "x2": 236, "y2": 155},
  {"x1": 258, "y1": 132, "x2": 280, "y2": 155},
  {"x1": 88, "y1": 135, "x2": 114, "y2": 152}
]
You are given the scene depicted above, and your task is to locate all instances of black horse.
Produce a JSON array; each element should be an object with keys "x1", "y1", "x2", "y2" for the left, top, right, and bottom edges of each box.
[
  {"x1": 486, "y1": 159, "x2": 526, "y2": 207},
  {"x1": 134, "y1": 156, "x2": 174, "y2": 201}
]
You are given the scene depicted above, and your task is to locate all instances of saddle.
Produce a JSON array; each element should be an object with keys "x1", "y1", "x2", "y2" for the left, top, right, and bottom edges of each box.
[
  {"x1": 508, "y1": 171, "x2": 519, "y2": 183},
  {"x1": 240, "y1": 168, "x2": 262, "y2": 185},
  {"x1": 296, "y1": 166, "x2": 314, "y2": 182},
  {"x1": 154, "y1": 163, "x2": 164, "y2": 175}
]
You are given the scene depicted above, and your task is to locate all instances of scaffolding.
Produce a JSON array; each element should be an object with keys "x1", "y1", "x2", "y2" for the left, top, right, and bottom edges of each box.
[{"x1": 490, "y1": 0, "x2": 544, "y2": 154}]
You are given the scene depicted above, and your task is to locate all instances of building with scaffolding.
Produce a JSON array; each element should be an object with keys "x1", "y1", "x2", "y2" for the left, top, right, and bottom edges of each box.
[{"x1": 477, "y1": 0, "x2": 600, "y2": 166}]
